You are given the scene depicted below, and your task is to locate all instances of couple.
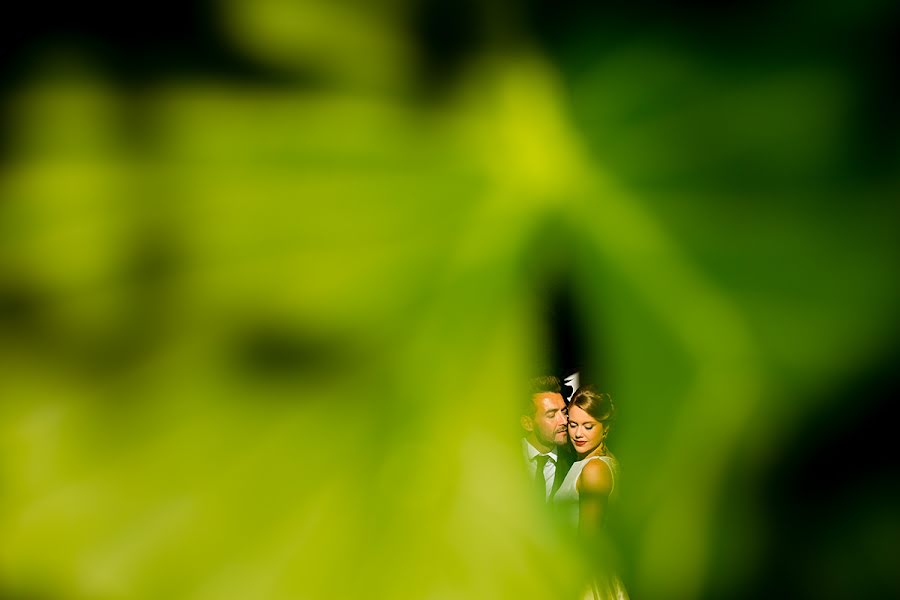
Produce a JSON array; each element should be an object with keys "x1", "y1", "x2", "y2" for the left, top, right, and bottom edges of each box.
[{"x1": 522, "y1": 376, "x2": 628, "y2": 600}]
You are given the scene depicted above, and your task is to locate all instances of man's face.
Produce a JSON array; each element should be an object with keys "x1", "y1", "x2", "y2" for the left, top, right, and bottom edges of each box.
[{"x1": 524, "y1": 392, "x2": 568, "y2": 450}]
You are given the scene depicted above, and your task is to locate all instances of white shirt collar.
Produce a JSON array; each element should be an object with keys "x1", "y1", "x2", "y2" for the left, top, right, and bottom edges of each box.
[{"x1": 522, "y1": 438, "x2": 558, "y2": 463}]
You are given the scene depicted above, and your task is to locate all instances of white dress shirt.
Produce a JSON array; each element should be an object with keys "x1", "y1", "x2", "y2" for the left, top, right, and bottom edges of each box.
[{"x1": 522, "y1": 438, "x2": 557, "y2": 499}]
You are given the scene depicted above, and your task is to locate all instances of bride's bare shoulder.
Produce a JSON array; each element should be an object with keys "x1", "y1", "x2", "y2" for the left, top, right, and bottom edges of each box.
[{"x1": 576, "y1": 458, "x2": 613, "y2": 497}]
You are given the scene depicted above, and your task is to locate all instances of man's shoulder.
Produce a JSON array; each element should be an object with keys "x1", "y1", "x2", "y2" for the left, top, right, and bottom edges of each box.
[{"x1": 556, "y1": 443, "x2": 575, "y2": 468}]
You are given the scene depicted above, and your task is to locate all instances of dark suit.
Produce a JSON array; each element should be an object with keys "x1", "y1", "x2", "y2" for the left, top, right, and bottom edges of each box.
[{"x1": 550, "y1": 441, "x2": 574, "y2": 498}]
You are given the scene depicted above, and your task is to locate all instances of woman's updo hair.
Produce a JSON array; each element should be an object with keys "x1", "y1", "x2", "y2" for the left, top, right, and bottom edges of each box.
[{"x1": 570, "y1": 387, "x2": 615, "y2": 423}]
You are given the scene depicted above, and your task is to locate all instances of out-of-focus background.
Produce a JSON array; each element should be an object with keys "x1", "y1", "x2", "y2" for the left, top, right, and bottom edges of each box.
[{"x1": 2, "y1": 1, "x2": 898, "y2": 598}]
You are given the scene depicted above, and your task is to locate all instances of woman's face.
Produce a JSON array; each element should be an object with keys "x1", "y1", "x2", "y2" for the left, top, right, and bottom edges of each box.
[{"x1": 568, "y1": 404, "x2": 605, "y2": 455}]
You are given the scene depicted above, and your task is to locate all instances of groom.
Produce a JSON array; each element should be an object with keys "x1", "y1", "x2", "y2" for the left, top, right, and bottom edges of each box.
[{"x1": 521, "y1": 376, "x2": 573, "y2": 502}]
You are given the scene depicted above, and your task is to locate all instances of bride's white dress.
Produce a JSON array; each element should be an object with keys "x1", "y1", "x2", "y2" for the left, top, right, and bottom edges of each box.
[{"x1": 553, "y1": 455, "x2": 629, "y2": 600}]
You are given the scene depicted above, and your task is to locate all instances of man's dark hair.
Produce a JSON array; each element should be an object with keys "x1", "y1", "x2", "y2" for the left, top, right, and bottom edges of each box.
[
  {"x1": 530, "y1": 375, "x2": 561, "y2": 394},
  {"x1": 524, "y1": 375, "x2": 562, "y2": 417}
]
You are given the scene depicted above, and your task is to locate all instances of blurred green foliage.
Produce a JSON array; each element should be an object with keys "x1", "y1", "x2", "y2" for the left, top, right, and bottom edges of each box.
[{"x1": 2, "y1": 1, "x2": 899, "y2": 598}]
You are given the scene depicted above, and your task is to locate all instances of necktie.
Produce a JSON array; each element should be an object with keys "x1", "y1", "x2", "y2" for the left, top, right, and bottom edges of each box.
[{"x1": 533, "y1": 454, "x2": 550, "y2": 502}]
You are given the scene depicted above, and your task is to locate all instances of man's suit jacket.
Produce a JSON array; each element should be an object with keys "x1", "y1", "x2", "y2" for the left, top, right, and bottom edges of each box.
[{"x1": 550, "y1": 442, "x2": 575, "y2": 498}]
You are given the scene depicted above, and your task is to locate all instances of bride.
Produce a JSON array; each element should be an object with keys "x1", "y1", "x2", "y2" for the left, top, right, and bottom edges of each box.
[{"x1": 553, "y1": 387, "x2": 629, "y2": 600}]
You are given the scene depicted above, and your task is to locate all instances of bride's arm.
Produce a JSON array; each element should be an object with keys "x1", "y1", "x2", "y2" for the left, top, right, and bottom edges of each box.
[{"x1": 576, "y1": 459, "x2": 613, "y2": 542}]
